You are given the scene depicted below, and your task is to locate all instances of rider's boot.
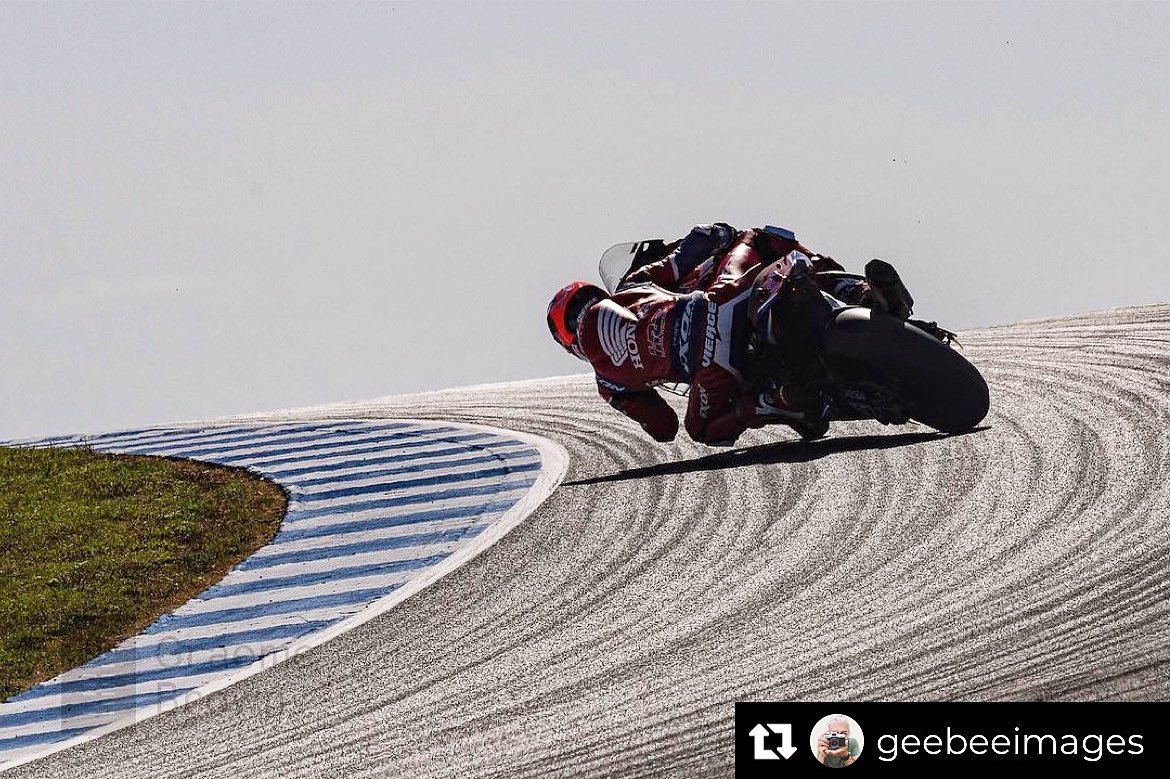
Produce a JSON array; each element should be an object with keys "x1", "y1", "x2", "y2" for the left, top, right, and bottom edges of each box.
[
  {"x1": 864, "y1": 259, "x2": 914, "y2": 320},
  {"x1": 756, "y1": 386, "x2": 831, "y2": 441}
]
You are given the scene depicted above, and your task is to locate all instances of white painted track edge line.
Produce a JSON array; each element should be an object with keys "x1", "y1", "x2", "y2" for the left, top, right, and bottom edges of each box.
[{"x1": 0, "y1": 420, "x2": 568, "y2": 773}]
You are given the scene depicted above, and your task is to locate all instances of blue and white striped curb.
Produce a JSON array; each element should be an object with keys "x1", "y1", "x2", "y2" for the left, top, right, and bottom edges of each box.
[{"x1": 0, "y1": 419, "x2": 567, "y2": 770}]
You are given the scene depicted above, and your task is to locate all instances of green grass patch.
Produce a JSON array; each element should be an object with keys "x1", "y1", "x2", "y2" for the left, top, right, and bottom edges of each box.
[{"x1": 0, "y1": 445, "x2": 287, "y2": 700}]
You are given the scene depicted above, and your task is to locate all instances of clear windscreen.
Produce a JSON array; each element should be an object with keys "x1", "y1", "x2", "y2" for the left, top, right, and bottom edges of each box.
[{"x1": 598, "y1": 242, "x2": 639, "y2": 292}]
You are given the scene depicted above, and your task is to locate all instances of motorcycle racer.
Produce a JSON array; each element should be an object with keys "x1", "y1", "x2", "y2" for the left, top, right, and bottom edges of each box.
[{"x1": 546, "y1": 224, "x2": 915, "y2": 446}]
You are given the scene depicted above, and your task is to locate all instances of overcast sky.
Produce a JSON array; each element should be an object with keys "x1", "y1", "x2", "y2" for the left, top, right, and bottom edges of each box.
[{"x1": 2, "y1": 1, "x2": 1167, "y2": 440}]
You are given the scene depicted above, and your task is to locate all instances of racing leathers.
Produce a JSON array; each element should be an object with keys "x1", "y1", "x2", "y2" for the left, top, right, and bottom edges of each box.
[{"x1": 576, "y1": 225, "x2": 845, "y2": 445}]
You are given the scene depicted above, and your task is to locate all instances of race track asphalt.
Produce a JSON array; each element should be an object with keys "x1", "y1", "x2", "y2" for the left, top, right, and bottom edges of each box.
[{"x1": 12, "y1": 303, "x2": 1170, "y2": 778}]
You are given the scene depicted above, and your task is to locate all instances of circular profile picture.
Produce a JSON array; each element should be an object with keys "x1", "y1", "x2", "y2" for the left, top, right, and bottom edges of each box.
[{"x1": 809, "y1": 713, "x2": 864, "y2": 767}]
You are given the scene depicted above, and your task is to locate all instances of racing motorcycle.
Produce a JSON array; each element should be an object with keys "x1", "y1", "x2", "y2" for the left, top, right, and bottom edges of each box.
[{"x1": 598, "y1": 232, "x2": 990, "y2": 436}]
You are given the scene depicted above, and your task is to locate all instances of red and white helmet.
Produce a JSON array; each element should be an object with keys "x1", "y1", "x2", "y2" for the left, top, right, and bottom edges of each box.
[{"x1": 546, "y1": 281, "x2": 607, "y2": 356}]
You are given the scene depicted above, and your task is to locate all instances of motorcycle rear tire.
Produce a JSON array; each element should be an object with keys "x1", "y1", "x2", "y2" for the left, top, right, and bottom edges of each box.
[{"x1": 822, "y1": 308, "x2": 990, "y2": 433}]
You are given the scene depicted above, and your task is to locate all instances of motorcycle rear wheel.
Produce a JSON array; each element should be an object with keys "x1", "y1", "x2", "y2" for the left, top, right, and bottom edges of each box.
[{"x1": 822, "y1": 308, "x2": 990, "y2": 433}]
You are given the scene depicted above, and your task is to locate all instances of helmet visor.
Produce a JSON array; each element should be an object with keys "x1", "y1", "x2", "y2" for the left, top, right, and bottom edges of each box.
[{"x1": 563, "y1": 292, "x2": 595, "y2": 341}]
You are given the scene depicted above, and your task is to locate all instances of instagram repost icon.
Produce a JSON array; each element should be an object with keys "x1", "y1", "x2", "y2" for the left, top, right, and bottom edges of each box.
[
  {"x1": 810, "y1": 714, "x2": 864, "y2": 768},
  {"x1": 748, "y1": 723, "x2": 798, "y2": 760}
]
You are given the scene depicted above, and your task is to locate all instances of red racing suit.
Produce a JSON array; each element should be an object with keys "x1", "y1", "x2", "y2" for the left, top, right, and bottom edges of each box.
[{"x1": 575, "y1": 226, "x2": 846, "y2": 445}]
